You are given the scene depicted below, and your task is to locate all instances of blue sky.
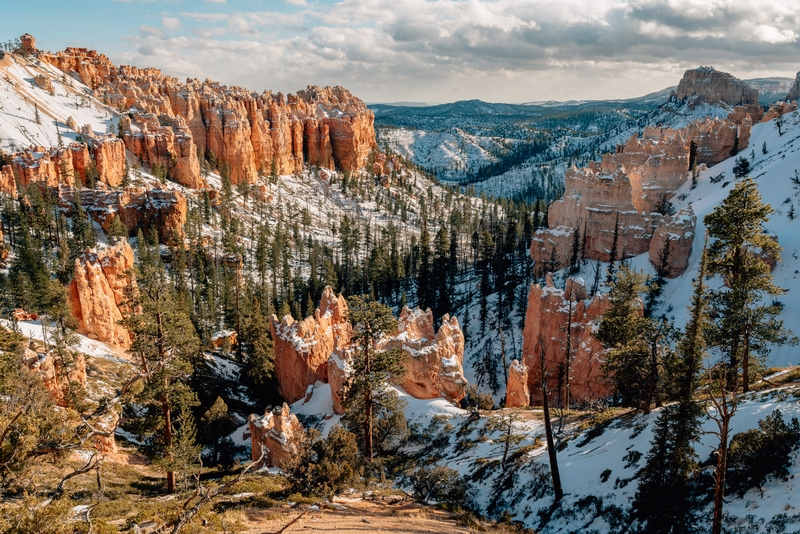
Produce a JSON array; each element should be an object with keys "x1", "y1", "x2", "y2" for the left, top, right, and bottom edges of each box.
[{"x1": 3, "y1": 0, "x2": 800, "y2": 103}]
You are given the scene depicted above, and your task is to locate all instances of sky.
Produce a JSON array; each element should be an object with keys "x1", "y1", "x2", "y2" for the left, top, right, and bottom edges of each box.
[{"x1": 2, "y1": 0, "x2": 800, "y2": 104}]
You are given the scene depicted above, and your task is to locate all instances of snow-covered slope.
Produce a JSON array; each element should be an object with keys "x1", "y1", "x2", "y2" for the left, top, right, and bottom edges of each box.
[{"x1": 0, "y1": 53, "x2": 116, "y2": 151}]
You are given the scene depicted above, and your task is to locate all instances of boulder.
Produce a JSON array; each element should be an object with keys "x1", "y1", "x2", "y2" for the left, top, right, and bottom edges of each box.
[
  {"x1": 248, "y1": 403, "x2": 303, "y2": 468},
  {"x1": 505, "y1": 360, "x2": 530, "y2": 408},
  {"x1": 68, "y1": 239, "x2": 135, "y2": 348}
]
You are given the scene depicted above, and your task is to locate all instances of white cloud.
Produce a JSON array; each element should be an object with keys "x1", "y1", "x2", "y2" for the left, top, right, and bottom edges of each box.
[
  {"x1": 116, "y1": 0, "x2": 800, "y2": 102},
  {"x1": 284, "y1": 0, "x2": 307, "y2": 5},
  {"x1": 162, "y1": 17, "x2": 182, "y2": 30}
]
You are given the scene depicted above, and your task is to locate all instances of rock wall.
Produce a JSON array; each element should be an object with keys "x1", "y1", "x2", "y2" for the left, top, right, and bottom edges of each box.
[
  {"x1": 529, "y1": 115, "x2": 759, "y2": 277},
  {"x1": 273, "y1": 287, "x2": 468, "y2": 412},
  {"x1": 271, "y1": 286, "x2": 352, "y2": 404},
  {"x1": 0, "y1": 139, "x2": 126, "y2": 196},
  {"x1": 57, "y1": 185, "x2": 187, "y2": 244},
  {"x1": 68, "y1": 239, "x2": 135, "y2": 349},
  {"x1": 787, "y1": 72, "x2": 800, "y2": 101},
  {"x1": 39, "y1": 44, "x2": 376, "y2": 185},
  {"x1": 520, "y1": 276, "x2": 612, "y2": 405},
  {"x1": 672, "y1": 67, "x2": 759, "y2": 107},
  {"x1": 648, "y1": 207, "x2": 697, "y2": 278},
  {"x1": 248, "y1": 403, "x2": 303, "y2": 468}
]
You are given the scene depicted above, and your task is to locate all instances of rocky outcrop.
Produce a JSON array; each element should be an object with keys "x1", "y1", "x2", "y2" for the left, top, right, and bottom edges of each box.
[
  {"x1": 274, "y1": 288, "x2": 468, "y2": 411},
  {"x1": 38, "y1": 43, "x2": 376, "y2": 186},
  {"x1": 248, "y1": 403, "x2": 304, "y2": 468},
  {"x1": 69, "y1": 240, "x2": 135, "y2": 349},
  {"x1": 23, "y1": 347, "x2": 87, "y2": 407},
  {"x1": 0, "y1": 138, "x2": 127, "y2": 195},
  {"x1": 529, "y1": 116, "x2": 762, "y2": 277},
  {"x1": 379, "y1": 307, "x2": 467, "y2": 402},
  {"x1": 271, "y1": 287, "x2": 352, "y2": 404},
  {"x1": 672, "y1": 67, "x2": 759, "y2": 108},
  {"x1": 18, "y1": 34, "x2": 36, "y2": 55},
  {"x1": 57, "y1": 185, "x2": 187, "y2": 244},
  {"x1": 34, "y1": 74, "x2": 53, "y2": 94},
  {"x1": 521, "y1": 276, "x2": 612, "y2": 405},
  {"x1": 505, "y1": 360, "x2": 530, "y2": 408},
  {"x1": 786, "y1": 72, "x2": 800, "y2": 102},
  {"x1": 648, "y1": 207, "x2": 697, "y2": 277}
]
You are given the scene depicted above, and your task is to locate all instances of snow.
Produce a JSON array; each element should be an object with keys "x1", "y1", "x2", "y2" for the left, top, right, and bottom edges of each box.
[
  {"x1": 0, "y1": 318, "x2": 127, "y2": 361},
  {"x1": 0, "y1": 54, "x2": 117, "y2": 151}
]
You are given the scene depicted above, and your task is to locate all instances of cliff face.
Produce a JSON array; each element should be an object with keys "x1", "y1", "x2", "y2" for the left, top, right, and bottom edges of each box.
[
  {"x1": 786, "y1": 72, "x2": 800, "y2": 101},
  {"x1": 23, "y1": 347, "x2": 87, "y2": 407},
  {"x1": 68, "y1": 240, "x2": 135, "y2": 349},
  {"x1": 505, "y1": 359, "x2": 530, "y2": 408},
  {"x1": 57, "y1": 186, "x2": 187, "y2": 244},
  {"x1": 0, "y1": 138, "x2": 126, "y2": 196},
  {"x1": 378, "y1": 307, "x2": 467, "y2": 403},
  {"x1": 672, "y1": 67, "x2": 759, "y2": 107},
  {"x1": 39, "y1": 47, "x2": 376, "y2": 185},
  {"x1": 530, "y1": 116, "x2": 758, "y2": 278},
  {"x1": 270, "y1": 287, "x2": 352, "y2": 404},
  {"x1": 520, "y1": 276, "x2": 612, "y2": 405}
]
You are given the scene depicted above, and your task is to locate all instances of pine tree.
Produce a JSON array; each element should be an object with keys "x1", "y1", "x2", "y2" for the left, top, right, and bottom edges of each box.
[
  {"x1": 122, "y1": 256, "x2": 201, "y2": 493},
  {"x1": 632, "y1": 244, "x2": 709, "y2": 533},
  {"x1": 417, "y1": 222, "x2": 432, "y2": 310},
  {"x1": 704, "y1": 178, "x2": 795, "y2": 392},
  {"x1": 606, "y1": 213, "x2": 620, "y2": 284},
  {"x1": 342, "y1": 296, "x2": 406, "y2": 462}
]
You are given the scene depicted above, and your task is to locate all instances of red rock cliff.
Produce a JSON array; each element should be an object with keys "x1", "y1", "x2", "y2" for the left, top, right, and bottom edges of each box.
[
  {"x1": 521, "y1": 276, "x2": 612, "y2": 405},
  {"x1": 39, "y1": 45, "x2": 376, "y2": 185},
  {"x1": 68, "y1": 239, "x2": 135, "y2": 349},
  {"x1": 248, "y1": 403, "x2": 304, "y2": 468}
]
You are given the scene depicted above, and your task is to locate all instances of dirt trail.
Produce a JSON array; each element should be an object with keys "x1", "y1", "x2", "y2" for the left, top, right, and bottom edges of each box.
[{"x1": 243, "y1": 497, "x2": 489, "y2": 534}]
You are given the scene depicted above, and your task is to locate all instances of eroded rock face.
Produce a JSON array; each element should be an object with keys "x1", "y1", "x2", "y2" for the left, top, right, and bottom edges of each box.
[
  {"x1": 0, "y1": 139, "x2": 126, "y2": 196},
  {"x1": 648, "y1": 207, "x2": 697, "y2": 278},
  {"x1": 521, "y1": 276, "x2": 612, "y2": 405},
  {"x1": 39, "y1": 45, "x2": 376, "y2": 185},
  {"x1": 529, "y1": 118, "x2": 762, "y2": 277},
  {"x1": 248, "y1": 403, "x2": 303, "y2": 468},
  {"x1": 787, "y1": 72, "x2": 800, "y2": 101},
  {"x1": 23, "y1": 347, "x2": 87, "y2": 407},
  {"x1": 69, "y1": 240, "x2": 135, "y2": 349},
  {"x1": 57, "y1": 186, "x2": 187, "y2": 244},
  {"x1": 271, "y1": 286, "x2": 352, "y2": 404},
  {"x1": 379, "y1": 307, "x2": 468, "y2": 403},
  {"x1": 505, "y1": 360, "x2": 530, "y2": 408},
  {"x1": 672, "y1": 67, "x2": 759, "y2": 107}
]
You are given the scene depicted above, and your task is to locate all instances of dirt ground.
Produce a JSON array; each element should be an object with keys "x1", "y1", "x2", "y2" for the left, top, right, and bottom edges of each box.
[{"x1": 242, "y1": 497, "x2": 498, "y2": 534}]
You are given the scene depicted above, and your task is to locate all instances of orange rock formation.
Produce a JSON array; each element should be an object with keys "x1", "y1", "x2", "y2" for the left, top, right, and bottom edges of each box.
[
  {"x1": 270, "y1": 287, "x2": 352, "y2": 404},
  {"x1": 68, "y1": 240, "x2": 135, "y2": 349},
  {"x1": 38, "y1": 44, "x2": 376, "y2": 185},
  {"x1": 505, "y1": 360, "x2": 530, "y2": 408},
  {"x1": 248, "y1": 403, "x2": 304, "y2": 468},
  {"x1": 23, "y1": 347, "x2": 87, "y2": 407},
  {"x1": 521, "y1": 276, "x2": 612, "y2": 405}
]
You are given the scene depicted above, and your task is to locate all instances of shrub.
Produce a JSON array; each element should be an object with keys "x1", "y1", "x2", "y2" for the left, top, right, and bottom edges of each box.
[
  {"x1": 407, "y1": 465, "x2": 473, "y2": 508},
  {"x1": 727, "y1": 410, "x2": 800, "y2": 496},
  {"x1": 283, "y1": 426, "x2": 362, "y2": 500}
]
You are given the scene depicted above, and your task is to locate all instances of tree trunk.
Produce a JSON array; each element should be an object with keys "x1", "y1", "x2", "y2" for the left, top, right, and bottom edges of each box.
[
  {"x1": 712, "y1": 411, "x2": 731, "y2": 534},
  {"x1": 540, "y1": 339, "x2": 563, "y2": 502},
  {"x1": 162, "y1": 392, "x2": 175, "y2": 493},
  {"x1": 644, "y1": 339, "x2": 658, "y2": 415},
  {"x1": 742, "y1": 329, "x2": 750, "y2": 393}
]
